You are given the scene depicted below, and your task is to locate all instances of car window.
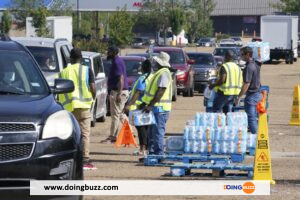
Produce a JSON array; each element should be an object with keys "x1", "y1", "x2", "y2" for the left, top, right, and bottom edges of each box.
[
  {"x1": 0, "y1": 50, "x2": 48, "y2": 95},
  {"x1": 188, "y1": 54, "x2": 214, "y2": 66},
  {"x1": 214, "y1": 48, "x2": 238, "y2": 59},
  {"x1": 60, "y1": 45, "x2": 70, "y2": 68},
  {"x1": 82, "y1": 58, "x2": 91, "y2": 68},
  {"x1": 154, "y1": 50, "x2": 185, "y2": 65},
  {"x1": 26, "y1": 46, "x2": 58, "y2": 72},
  {"x1": 124, "y1": 60, "x2": 141, "y2": 76},
  {"x1": 102, "y1": 59, "x2": 111, "y2": 76},
  {"x1": 93, "y1": 56, "x2": 101, "y2": 75}
]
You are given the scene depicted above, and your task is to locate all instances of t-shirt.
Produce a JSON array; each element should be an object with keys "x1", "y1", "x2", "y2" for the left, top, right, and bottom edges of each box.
[
  {"x1": 157, "y1": 70, "x2": 171, "y2": 88},
  {"x1": 107, "y1": 56, "x2": 128, "y2": 90},
  {"x1": 243, "y1": 60, "x2": 261, "y2": 93}
]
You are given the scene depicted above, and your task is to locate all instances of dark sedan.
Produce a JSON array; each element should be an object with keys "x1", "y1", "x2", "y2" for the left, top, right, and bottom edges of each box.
[
  {"x1": 187, "y1": 52, "x2": 218, "y2": 93},
  {"x1": 0, "y1": 38, "x2": 82, "y2": 199}
]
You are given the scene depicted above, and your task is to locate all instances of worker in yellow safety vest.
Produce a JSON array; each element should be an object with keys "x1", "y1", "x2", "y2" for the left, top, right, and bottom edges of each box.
[
  {"x1": 125, "y1": 59, "x2": 153, "y2": 156},
  {"x1": 58, "y1": 48, "x2": 96, "y2": 170},
  {"x1": 140, "y1": 52, "x2": 173, "y2": 155},
  {"x1": 209, "y1": 50, "x2": 243, "y2": 113}
]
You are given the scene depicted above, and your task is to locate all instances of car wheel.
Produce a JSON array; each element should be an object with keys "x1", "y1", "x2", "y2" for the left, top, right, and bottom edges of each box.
[
  {"x1": 91, "y1": 104, "x2": 96, "y2": 127},
  {"x1": 294, "y1": 58, "x2": 297, "y2": 62},
  {"x1": 172, "y1": 88, "x2": 177, "y2": 102},
  {"x1": 183, "y1": 88, "x2": 189, "y2": 97},
  {"x1": 189, "y1": 83, "x2": 194, "y2": 97}
]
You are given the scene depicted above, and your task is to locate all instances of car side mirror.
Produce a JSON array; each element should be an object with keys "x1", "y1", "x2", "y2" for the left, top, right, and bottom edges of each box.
[
  {"x1": 52, "y1": 79, "x2": 74, "y2": 94},
  {"x1": 187, "y1": 59, "x2": 195, "y2": 65},
  {"x1": 96, "y1": 72, "x2": 105, "y2": 79}
]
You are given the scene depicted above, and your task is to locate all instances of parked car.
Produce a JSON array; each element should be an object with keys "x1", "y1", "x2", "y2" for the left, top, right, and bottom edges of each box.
[
  {"x1": 82, "y1": 51, "x2": 107, "y2": 126},
  {"x1": 231, "y1": 37, "x2": 243, "y2": 46},
  {"x1": 153, "y1": 47, "x2": 194, "y2": 97},
  {"x1": 213, "y1": 47, "x2": 241, "y2": 62},
  {"x1": 131, "y1": 37, "x2": 150, "y2": 48},
  {"x1": 120, "y1": 56, "x2": 146, "y2": 90},
  {"x1": 196, "y1": 37, "x2": 216, "y2": 47},
  {"x1": 12, "y1": 37, "x2": 73, "y2": 86},
  {"x1": 187, "y1": 52, "x2": 218, "y2": 93},
  {"x1": 214, "y1": 55, "x2": 224, "y2": 67},
  {"x1": 218, "y1": 39, "x2": 236, "y2": 47},
  {"x1": 126, "y1": 52, "x2": 159, "y2": 59},
  {"x1": 298, "y1": 33, "x2": 300, "y2": 57},
  {"x1": 252, "y1": 37, "x2": 262, "y2": 42},
  {"x1": 0, "y1": 37, "x2": 83, "y2": 195}
]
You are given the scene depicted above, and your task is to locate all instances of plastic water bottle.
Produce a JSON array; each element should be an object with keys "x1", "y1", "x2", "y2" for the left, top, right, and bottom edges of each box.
[
  {"x1": 199, "y1": 141, "x2": 207, "y2": 154},
  {"x1": 195, "y1": 113, "x2": 201, "y2": 127},
  {"x1": 213, "y1": 141, "x2": 220, "y2": 154},
  {"x1": 214, "y1": 128, "x2": 222, "y2": 141},
  {"x1": 221, "y1": 141, "x2": 228, "y2": 154},
  {"x1": 229, "y1": 141, "x2": 236, "y2": 154},
  {"x1": 191, "y1": 140, "x2": 199, "y2": 153},
  {"x1": 183, "y1": 126, "x2": 189, "y2": 140},
  {"x1": 184, "y1": 140, "x2": 191, "y2": 153},
  {"x1": 188, "y1": 126, "x2": 196, "y2": 140}
]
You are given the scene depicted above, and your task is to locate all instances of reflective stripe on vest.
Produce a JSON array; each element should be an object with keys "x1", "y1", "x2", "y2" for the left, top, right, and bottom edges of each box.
[
  {"x1": 219, "y1": 62, "x2": 243, "y2": 95},
  {"x1": 142, "y1": 68, "x2": 172, "y2": 111},
  {"x1": 58, "y1": 64, "x2": 93, "y2": 112}
]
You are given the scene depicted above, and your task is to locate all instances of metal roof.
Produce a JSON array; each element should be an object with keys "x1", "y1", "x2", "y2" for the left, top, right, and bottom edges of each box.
[
  {"x1": 82, "y1": 51, "x2": 100, "y2": 58},
  {"x1": 211, "y1": 0, "x2": 280, "y2": 16}
]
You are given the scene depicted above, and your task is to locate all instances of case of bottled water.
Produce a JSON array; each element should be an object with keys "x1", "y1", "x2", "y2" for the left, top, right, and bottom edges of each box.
[
  {"x1": 247, "y1": 133, "x2": 257, "y2": 148},
  {"x1": 129, "y1": 110, "x2": 156, "y2": 126}
]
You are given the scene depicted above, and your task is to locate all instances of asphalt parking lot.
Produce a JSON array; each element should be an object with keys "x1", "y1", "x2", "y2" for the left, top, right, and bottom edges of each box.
[{"x1": 85, "y1": 47, "x2": 300, "y2": 200}]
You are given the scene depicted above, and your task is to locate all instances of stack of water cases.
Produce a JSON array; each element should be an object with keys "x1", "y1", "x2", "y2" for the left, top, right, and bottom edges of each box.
[{"x1": 184, "y1": 112, "x2": 248, "y2": 154}]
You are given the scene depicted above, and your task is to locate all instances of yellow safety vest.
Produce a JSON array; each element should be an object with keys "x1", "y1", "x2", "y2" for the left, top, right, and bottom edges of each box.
[
  {"x1": 58, "y1": 63, "x2": 93, "y2": 112},
  {"x1": 218, "y1": 62, "x2": 243, "y2": 95},
  {"x1": 129, "y1": 73, "x2": 154, "y2": 111},
  {"x1": 142, "y1": 68, "x2": 172, "y2": 111}
]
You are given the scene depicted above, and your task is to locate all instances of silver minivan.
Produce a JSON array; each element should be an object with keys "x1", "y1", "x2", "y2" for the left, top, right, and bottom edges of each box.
[{"x1": 82, "y1": 51, "x2": 107, "y2": 126}]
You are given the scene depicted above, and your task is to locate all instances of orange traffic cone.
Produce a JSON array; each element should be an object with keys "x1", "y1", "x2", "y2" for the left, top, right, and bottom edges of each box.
[
  {"x1": 114, "y1": 120, "x2": 138, "y2": 148},
  {"x1": 289, "y1": 85, "x2": 300, "y2": 126}
]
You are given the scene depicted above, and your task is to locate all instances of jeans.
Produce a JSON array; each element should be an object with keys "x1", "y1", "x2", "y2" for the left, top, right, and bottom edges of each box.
[
  {"x1": 148, "y1": 112, "x2": 170, "y2": 155},
  {"x1": 245, "y1": 92, "x2": 262, "y2": 134},
  {"x1": 212, "y1": 92, "x2": 236, "y2": 114}
]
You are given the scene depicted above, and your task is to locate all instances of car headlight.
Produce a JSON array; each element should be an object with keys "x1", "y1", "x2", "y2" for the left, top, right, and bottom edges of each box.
[
  {"x1": 209, "y1": 69, "x2": 217, "y2": 76},
  {"x1": 42, "y1": 110, "x2": 73, "y2": 140}
]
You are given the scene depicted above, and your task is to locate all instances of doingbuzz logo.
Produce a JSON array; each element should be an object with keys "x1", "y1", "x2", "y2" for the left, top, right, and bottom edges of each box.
[{"x1": 224, "y1": 182, "x2": 255, "y2": 194}]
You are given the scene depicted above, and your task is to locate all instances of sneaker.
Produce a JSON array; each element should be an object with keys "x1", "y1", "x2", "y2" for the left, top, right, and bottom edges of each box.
[
  {"x1": 83, "y1": 163, "x2": 97, "y2": 170},
  {"x1": 132, "y1": 150, "x2": 143, "y2": 156}
]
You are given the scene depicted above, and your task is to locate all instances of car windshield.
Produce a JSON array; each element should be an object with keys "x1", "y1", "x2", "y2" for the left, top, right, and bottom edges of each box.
[
  {"x1": 0, "y1": 50, "x2": 48, "y2": 95},
  {"x1": 188, "y1": 54, "x2": 215, "y2": 66},
  {"x1": 26, "y1": 46, "x2": 58, "y2": 73},
  {"x1": 154, "y1": 50, "x2": 185, "y2": 64},
  {"x1": 221, "y1": 39, "x2": 234, "y2": 43},
  {"x1": 124, "y1": 60, "x2": 141, "y2": 76},
  {"x1": 214, "y1": 48, "x2": 238, "y2": 59},
  {"x1": 82, "y1": 58, "x2": 92, "y2": 68},
  {"x1": 134, "y1": 38, "x2": 143, "y2": 43},
  {"x1": 231, "y1": 37, "x2": 241, "y2": 41}
]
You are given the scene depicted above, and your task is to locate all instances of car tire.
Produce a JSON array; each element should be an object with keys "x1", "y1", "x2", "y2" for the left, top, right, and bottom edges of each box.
[
  {"x1": 294, "y1": 58, "x2": 297, "y2": 62},
  {"x1": 189, "y1": 83, "x2": 194, "y2": 97},
  {"x1": 172, "y1": 87, "x2": 177, "y2": 102},
  {"x1": 91, "y1": 104, "x2": 96, "y2": 127}
]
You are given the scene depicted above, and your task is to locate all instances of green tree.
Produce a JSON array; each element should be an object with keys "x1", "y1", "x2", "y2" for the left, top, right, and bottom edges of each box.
[
  {"x1": 10, "y1": 0, "x2": 72, "y2": 29},
  {"x1": 187, "y1": 0, "x2": 215, "y2": 43},
  {"x1": 273, "y1": 0, "x2": 300, "y2": 12},
  {"x1": 169, "y1": 7, "x2": 186, "y2": 36},
  {"x1": 109, "y1": 8, "x2": 135, "y2": 46},
  {"x1": 31, "y1": 7, "x2": 50, "y2": 37},
  {"x1": 1, "y1": 10, "x2": 12, "y2": 34}
]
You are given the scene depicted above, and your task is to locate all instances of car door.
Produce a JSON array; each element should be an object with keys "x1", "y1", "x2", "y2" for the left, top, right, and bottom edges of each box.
[{"x1": 93, "y1": 55, "x2": 107, "y2": 118}]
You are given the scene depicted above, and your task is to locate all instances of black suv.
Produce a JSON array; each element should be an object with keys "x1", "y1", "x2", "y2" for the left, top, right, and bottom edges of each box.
[{"x1": 0, "y1": 36, "x2": 83, "y2": 197}]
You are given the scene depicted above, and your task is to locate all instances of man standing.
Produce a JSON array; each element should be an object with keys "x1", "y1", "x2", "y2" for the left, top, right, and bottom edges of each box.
[
  {"x1": 235, "y1": 47, "x2": 262, "y2": 134},
  {"x1": 101, "y1": 46, "x2": 129, "y2": 143},
  {"x1": 210, "y1": 51, "x2": 243, "y2": 113},
  {"x1": 58, "y1": 48, "x2": 96, "y2": 170},
  {"x1": 141, "y1": 52, "x2": 172, "y2": 155}
]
